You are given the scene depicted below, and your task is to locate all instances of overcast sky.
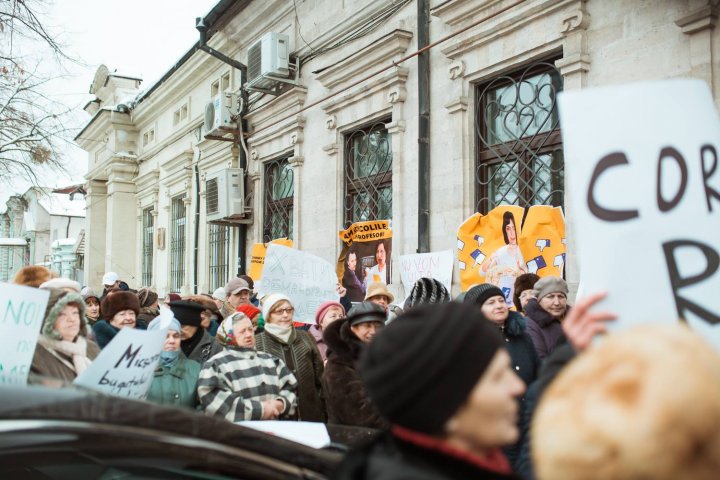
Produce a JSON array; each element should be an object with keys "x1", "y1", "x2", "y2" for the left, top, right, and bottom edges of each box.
[{"x1": 2, "y1": 0, "x2": 219, "y2": 206}]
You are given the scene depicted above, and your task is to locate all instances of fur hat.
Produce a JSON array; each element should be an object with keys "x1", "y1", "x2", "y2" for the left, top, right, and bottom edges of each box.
[
  {"x1": 101, "y1": 291, "x2": 140, "y2": 321},
  {"x1": 404, "y1": 278, "x2": 450, "y2": 310},
  {"x1": 42, "y1": 288, "x2": 87, "y2": 340},
  {"x1": 315, "y1": 301, "x2": 345, "y2": 326},
  {"x1": 137, "y1": 287, "x2": 159, "y2": 309},
  {"x1": 13, "y1": 265, "x2": 53, "y2": 288},
  {"x1": 533, "y1": 276, "x2": 568, "y2": 301},
  {"x1": 365, "y1": 282, "x2": 395, "y2": 303},
  {"x1": 513, "y1": 273, "x2": 540, "y2": 311},
  {"x1": 464, "y1": 283, "x2": 505, "y2": 307},
  {"x1": 184, "y1": 295, "x2": 220, "y2": 316},
  {"x1": 261, "y1": 293, "x2": 292, "y2": 321},
  {"x1": 533, "y1": 324, "x2": 720, "y2": 480}
]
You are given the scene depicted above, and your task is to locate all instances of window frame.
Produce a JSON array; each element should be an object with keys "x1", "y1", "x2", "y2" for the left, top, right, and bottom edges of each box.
[
  {"x1": 169, "y1": 195, "x2": 186, "y2": 292},
  {"x1": 263, "y1": 156, "x2": 294, "y2": 242},
  {"x1": 141, "y1": 207, "x2": 154, "y2": 286},
  {"x1": 208, "y1": 224, "x2": 231, "y2": 292}
]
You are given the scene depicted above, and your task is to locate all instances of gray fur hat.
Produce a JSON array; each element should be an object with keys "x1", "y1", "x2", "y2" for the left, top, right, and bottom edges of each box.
[{"x1": 533, "y1": 276, "x2": 569, "y2": 301}]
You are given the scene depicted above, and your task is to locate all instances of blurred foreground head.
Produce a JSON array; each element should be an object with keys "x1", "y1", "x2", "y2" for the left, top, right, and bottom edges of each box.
[{"x1": 533, "y1": 324, "x2": 720, "y2": 480}]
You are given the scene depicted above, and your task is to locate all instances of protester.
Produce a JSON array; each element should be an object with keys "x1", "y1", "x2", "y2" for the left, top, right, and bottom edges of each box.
[
  {"x1": 365, "y1": 282, "x2": 394, "y2": 312},
  {"x1": 101, "y1": 271, "x2": 121, "y2": 295},
  {"x1": 310, "y1": 301, "x2": 346, "y2": 362},
  {"x1": 13, "y1": 265, "x2": 53, "y2": 287},
  {"x1": 222, "y1": 277, "x2": 252, "y2": 318},
  {"x1": 145, "y1": 315, "x2": 201, "y2": 409},
  {"x1": 39, "y1": 278, "x2": 81, "y2": 293},
  {"x1": 30, "y1": 289, "x2": 101, "y2": 382},
  {"x1": 211, "y1": 287, "x2": 226, "y2": 311},
  {"x1": 255, "y1": 293, "x2": 326, "y2": 422},
  {"x1": 464, "y1": 283, "x2": 539, "y2": 470},
  {"x1": 236, "y1": 303, "x2": 262, "y2": 331},
  {"x1": 136, "y1": 287, "x2": 160, "y2": 328},
  {"x1": 198, "y1": 312, "x2": 298, "y2": 421},
  {"x1": 169, "y1": 300, "x2": 223, "y2": 364},
  {"x1": 81, "y1": 287, "x2": 101, "y2": 327},
  {"x1": 92, "y1": 290, "x2": 141, "y2": 348},
  {"x1": 323, "y1": 302, "x2": 386, "y2": 428},
  {"x1": 533, "y1": 323, "x2": 720, "y2": 480},
  {"x1": 164, "y1": 292, "x2": 181, "y2": 305},
  {"x1": 185, "y1": 294, "x2": 221, "y2": 337},
  {"x1": 513, "y1": 273, "x2": 540, "y2": 314},
  {"x1": 334, "y1": 302, "x2": 524, "y2": 479},
  {"x1": 403, "y1": 277, "x2": 451, "y2": 310},
  {"x1": 525, "y1": 276, "x2": 570, "y2": 359},
  {"x1": 239, "y1": 274, "x2": 259, "y2": 306}
]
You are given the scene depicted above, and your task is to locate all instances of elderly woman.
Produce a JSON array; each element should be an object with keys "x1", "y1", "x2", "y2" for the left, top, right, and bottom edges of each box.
[
  {"x1": 169, "y1": 300, "x2": 223, "y2": 364},
  {"x1": 334, "y1": 302, "x2": 525, "y2": 479},
  {"x1": 92, "y1": 290, "x2": 141, "y2": 349},
  {"x1": 81, "y1": 287, "x2": 102, "y2": 327},
  {"x1": 136, "y1": 287, "x2": 160, "y2": 328},
  {"x1": 255, "y1": 293, "x2": 326, "y2": 422},
  {"x1": 513, "y1": 273, "x2": 540, "y2": 314},
  {"x1": 185, "y1": 295, "x2": 221, "y2": 337},
  {"x1": 310, "y1": 301, "x2": 346, "y2": 362},
  {"x1": 145, "y1": 315, "x2": 201, "y2": 409},
  {"x1": 31, "y1": 289, "x2": 101, "y2": 382},
  {"x1": 525, "y1": 276, "x2": 570, "y2": 359}
]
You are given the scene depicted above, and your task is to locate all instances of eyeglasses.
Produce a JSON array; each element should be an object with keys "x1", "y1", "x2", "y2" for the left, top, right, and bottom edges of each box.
[{"x1": 273, "y1": 307, "x2": 295, "y2": 315}]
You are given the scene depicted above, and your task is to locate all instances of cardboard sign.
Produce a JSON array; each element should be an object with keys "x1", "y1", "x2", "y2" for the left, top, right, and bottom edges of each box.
[
  {"x1": 248, "y1": 238, "x2": 294, "y2": 281},
  {"x1": 74, "y1": 326, "x2": 166, "y2": 398},
  {"x1": 338, "y1": 220, "x2": 393, "y2": 302},
  {"x1": 457, "y1": 205, "x2": 566, "y2": 303},
  {"x1": 0, "y1": 284, "x2": 49, "y2": 385},
  {"x1": 258, "y1": 245, "x2": 339, "y2": 324},
  {"x1": 399, "y1": 250, "x2": 454, "y2": 298},
  {"x1": 241, "y1": 421, "x2": 331, "y2": 449},
  {"x1": 559, "y1": 79, "x2": 720, "y2": 347}
]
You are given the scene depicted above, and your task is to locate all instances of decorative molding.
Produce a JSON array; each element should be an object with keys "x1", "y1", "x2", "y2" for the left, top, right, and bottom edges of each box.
[
  {"x1": 676, "y1": 4, "x2": 718, "y2": 34},
  {"x1": 444, "y1": 96, "x2": 469, "y2": 114},
  {"x1": 323, "y1": 143, "x2": 340, "y2": 156},
  {"x1": 250, "y1": 150, "x2": 259, "y2": 161},
  {"x1": 245, "y1": 87, "x2": 307, "y2": 134},
  {"x1": 325, "y1": 115, "x2": 337, "y2": 130},
  {"x1": 290, "y1": 132, "x2": 302, "y2": 146},
  {"x1": 431, "y1": 0, "x2": 505, "y2": 27},
  {"x1": 561, "y1": 8, "x2": 591, "y2": 33},
  {"x1": 449, "y1": 60, "x2": 466, "y2": 80},
  {"x1": 387, "y1": 86, "x2": 407, "y2": 104},
  {"x1": 555, "y1": 53, "x2": 591, "y2": 76},
  {"x1": 387, "y1": 120, "x2": 406, "y2": 134},
  {"x1": 321, "y1": 67, "x2": 410, "y2": 115},
  {"x1": 288, "y1": 156, "x2": 305, "y2": 167}
]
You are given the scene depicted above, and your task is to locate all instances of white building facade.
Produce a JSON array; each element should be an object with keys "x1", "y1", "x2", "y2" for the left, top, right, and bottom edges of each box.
[{"x1": 76, "y1": 0, "x2": 720, "y2": 298}]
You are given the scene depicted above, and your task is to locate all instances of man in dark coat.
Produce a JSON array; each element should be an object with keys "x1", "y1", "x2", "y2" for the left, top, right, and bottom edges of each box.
[
  {"x1": 169, "y1": 300, "x2": 223, "y2": 364},
  {"x1": 323, "y1": 302, "x2": 386, "y2": 429}
]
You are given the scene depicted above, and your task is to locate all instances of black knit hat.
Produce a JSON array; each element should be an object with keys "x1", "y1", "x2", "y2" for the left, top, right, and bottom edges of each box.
[
  {"x1": 168, "y1": 300, "x2": 205, "y2": 327},
  {"x1": 464, "y1": 283, "x2": 506, "y2": 307},
  {"x1": 361, "y1": 302, "x2": 505, "y2": 434},
  {"x1": 403, "y1": 277, "x2": 451, "y2": 310},
  {"x1": 513, "y1": 273, "x2": 540, "y2": 311},
  {"x1": 346, "y1": 302, "x2": 386, "y2": 327}
]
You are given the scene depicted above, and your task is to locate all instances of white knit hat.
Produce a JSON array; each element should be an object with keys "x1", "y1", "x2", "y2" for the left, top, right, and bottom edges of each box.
[
  {"x1": 261, "y1": 293, "x2": 292, "y2": 321},
  {"x1": 211, "y1": 287, "x2": 226, "y2": 301}
]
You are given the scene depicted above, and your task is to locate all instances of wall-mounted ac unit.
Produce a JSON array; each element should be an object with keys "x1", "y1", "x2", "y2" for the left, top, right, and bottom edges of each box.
[
  {"x1": 205, "y1": 168, "x2": 250, "y2": 223},
  {"x1": 247, "y1": 32, "x2": 290, "y2": 90},
  {"x1": 204, "y1": 94, "x2": 237, "y2": 137}
]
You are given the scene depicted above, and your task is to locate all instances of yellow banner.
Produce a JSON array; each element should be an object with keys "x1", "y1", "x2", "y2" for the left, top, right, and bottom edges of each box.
[{"x1": 248, "y1": 238, "x2": 294, "y2": 281}]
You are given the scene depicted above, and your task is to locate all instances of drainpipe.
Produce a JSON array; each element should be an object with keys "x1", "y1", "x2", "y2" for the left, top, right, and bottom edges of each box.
[
  {"x1": 417, "y1": 0, "x2": 431, "y2": 253},
  {"x1": 193, "y1": 154, "x2": 201, "y2": 294}
]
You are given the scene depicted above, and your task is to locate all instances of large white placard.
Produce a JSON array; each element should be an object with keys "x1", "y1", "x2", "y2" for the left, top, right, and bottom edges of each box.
[
  {"x1": 241, "y1": 421, "x2": 331, "y2": 449},
  {"x1": 258, "y1": 245, "x2": 339, "y2": 324},
  {"x1": 0, "y1": 284, "x2": 49, "y2": 385},
  {"x1": 74, "y1": 326, "x2": 166, "y2": 398},
  {"x1": 559, "y1": 79, "x2": 720, "y2": 348},
  {"x1": 399, "y1": 250, "x2": 454, "y2": 299}
]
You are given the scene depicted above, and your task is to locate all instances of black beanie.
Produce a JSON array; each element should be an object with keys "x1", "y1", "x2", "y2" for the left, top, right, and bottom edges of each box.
[
  {"x1": 403, "y1": 277, "x2": 451, "y2": 310},
  {"x1": 361, "y1": 302, "x2": 505, "y2": 434},
  {"x1": 464, "y1": 283, "x2": 505, "y2": 307},
  {"x1": 169, "y1": 300, "x2": 205, "y2": 327}
]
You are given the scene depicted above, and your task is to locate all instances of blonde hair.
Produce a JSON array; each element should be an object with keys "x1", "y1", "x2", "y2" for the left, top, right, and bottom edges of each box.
[{"x1": 532, "y1": 324, "x2": 720, "y2": 480}]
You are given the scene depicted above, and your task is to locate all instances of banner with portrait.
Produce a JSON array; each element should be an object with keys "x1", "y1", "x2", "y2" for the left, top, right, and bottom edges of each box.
[
  {"x1": 457, "y1": 205, "x2": 566, "y2": 305},
  {"x1": 338, "y1": 220, "x2": 393, "y2": 302}
]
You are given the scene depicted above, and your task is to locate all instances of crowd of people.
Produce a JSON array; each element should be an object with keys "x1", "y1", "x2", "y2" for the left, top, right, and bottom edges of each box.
[{"x1": 11, "y1": 263, "x2": 720, "y2": 479}]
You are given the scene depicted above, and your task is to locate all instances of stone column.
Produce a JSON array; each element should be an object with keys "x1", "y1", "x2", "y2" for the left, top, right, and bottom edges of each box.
[
  {"x1": 105, "y1": 159, "x2": 138, "y2": 288},
  {"x1": 676, "y1": 2, "x2": 718, "y2": 107},
  {"x1": 85, "y1": 179, "x2": 108, "y2": 291}
]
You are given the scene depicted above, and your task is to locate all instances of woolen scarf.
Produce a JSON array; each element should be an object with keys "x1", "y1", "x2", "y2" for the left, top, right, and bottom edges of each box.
[
  {"x1": 37, "y1": 335, "x2": 93, "y2": 375},
  {"x1": 264, "y1": 323, "x2": 293, "y2": 343}
]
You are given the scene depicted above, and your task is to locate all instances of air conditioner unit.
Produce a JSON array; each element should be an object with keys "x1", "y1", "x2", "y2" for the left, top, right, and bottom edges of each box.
[
  {"x1": 247, "y1": 32, "x2": 290, "y2": 90},
  {"x1": 204, "y1": 94, "x2": 237, "y2": 137},
  {"x1": 205, "y1": 168, "x2": 250, "y2": 223}
]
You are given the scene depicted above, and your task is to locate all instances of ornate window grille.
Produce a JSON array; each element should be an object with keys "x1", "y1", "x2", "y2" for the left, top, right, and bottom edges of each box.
[
  {"x1": 475, "y1": 61, "x2": 564, "y2": 214},
  {"x1": 208, "y1": 224, "x2": 231, "y2": 291},
  {"x1": 263, "y1": 156, "x2": 294, "y2": 242},
  {"x1": 141, "y1": 207, "x2": 154, "y2": 286},
  {"x1": 169, "y1": 195, "x2": 186, "y2": 292},
  {"x1": 344, "y1": 119, "x2": 392, "y2": 227}
]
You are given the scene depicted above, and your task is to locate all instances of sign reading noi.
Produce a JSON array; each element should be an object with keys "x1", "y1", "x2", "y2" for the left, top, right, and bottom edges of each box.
[{"x1": 560, "y1": 79, "x2": 720, "y2": 348}]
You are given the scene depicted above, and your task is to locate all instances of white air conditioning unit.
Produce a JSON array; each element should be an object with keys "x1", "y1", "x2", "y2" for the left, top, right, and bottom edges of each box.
[
  {"x1": 204, "y1": 94, "x2": 237, "y2": 137},
  {"x1": 205, "y1": 168, "x2": 249, "y2": 223},
  {"x1": 247, "y1": 32, "x2": 290, "y2": 90}
]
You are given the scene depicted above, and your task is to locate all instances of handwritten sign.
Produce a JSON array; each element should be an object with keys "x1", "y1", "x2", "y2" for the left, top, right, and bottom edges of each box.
[
  {"x1": 74, "y1": 327, "x2": 166, "y2": 398},
  {"x1": 258, "y1": 245, "x2": 338, "y2": 324},
  {"x1": 0, "y1": 284, "x2": 49, "y2": 385},
  {"x1": 559, "y1": 79, "x2": 720, "y2": 348},
  {"x1": 399, "y1": 251, "x2": 453, "y2": 298},
  {"x1": 248, "y1": 238, "x2": 294, "y2": 281}
]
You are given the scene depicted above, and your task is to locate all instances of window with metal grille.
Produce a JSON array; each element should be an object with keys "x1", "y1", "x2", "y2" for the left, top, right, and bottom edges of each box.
[
  {"x1": 475, "y1": 61, "x2": 564, "y2": 214},
  {"x1": 142, "y1": 207, "x2": 154, "y2": 286},
  {"x1": 344, "y1": 119, "x2": 392, "y2": 227},
  {"x1": 263, "y1": 157, "x2": 294, "y2": 242},
  {"x1": 170, "y1": 195, "x2": 186, "y2": 292},
  {"x1": 208, "y1": 224, "x2": 231, "y2": 292}
]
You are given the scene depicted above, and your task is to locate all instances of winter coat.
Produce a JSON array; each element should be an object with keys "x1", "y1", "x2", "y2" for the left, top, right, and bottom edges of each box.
[
  {"x1": 91, "y1": 319, "x2": 119, "y2": 349},
  {"x1": 333, "y1": 430, "x2": 518, "y2": 480},
  {"x1": 255, "y1": 327, "x2": 327, "y2": 422},
  {"x1": 197, "y1": 347, "x2": 297, "y2": 421},
  {"x1": 524, "y1": 299, "x2": 567, "y2": 359},
  {"x1": 146, "y1": 354, "x2": 202, "y2": 409},
  {"x1": 184, "y1": 330, "x2": 223, "y2": 365},
  {"x1": 322, "y1": 318, "x2": 386, "y2": 429},
  {"x1": 309, "y1": 324, "x2": 328, "y2": 362},
  {"x1": 137, "y1": 307, "x2": 159, "y2": 328},
  {"x1": 30, "y1": 339, "x2": 101, "y2": 383}
]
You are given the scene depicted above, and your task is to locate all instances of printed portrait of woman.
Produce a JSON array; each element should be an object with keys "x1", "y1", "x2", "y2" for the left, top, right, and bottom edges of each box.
[
  {"x1": 480, "y1": 211, "x2": 527, "y2": 305},
  {"x1": 365, "y1": 240, "x2": 390, "y2": 285},
  {"x1": 342, "y1": 249, "x2": 366, "y2": 302}
]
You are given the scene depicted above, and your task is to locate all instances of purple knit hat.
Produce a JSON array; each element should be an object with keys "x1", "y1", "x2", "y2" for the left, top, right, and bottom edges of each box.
[{"x1": 315, "y1": 301, "x2": 345, "y2": 326}]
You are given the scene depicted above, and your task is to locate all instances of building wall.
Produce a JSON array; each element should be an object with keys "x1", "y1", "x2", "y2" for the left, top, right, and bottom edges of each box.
[{"x1": 78, "y1": 0, "x2": 720, "y2": 298}]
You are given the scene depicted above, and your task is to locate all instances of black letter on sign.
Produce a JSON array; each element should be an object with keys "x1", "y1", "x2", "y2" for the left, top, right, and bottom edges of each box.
[
  {"x1": 587, "y1": 152, "x2": 639, "y2": 221},
  {"x1": 657, "y1": 147, "x2": 688, "y2": 212},
  {"x1": 662, "y1": 240, "x2": 720, "y2": 325},
  {"x1": 701, "y1": 144, "x2": 720, "y2": 213}
]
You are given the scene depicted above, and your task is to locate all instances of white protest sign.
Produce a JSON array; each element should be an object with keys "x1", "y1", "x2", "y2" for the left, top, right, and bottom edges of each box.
[
  {"x1": 258, "y1": 245, "x2": 339, "y2": 324},
  {"x1": 560, "y1": 79, "x2": 720, "y2": 348},
  {"x1": 0, "y1": 284, "x2": 49, "y2": 385},
  {"x1": 74, "y1": 327, "x2": 166, "y2": 398},
  {"x1": 398, "y1": 250, "x2": 454, "y2": 299},
  {"x1": 241, "y1": 421, "x2": 331, "y2": 449}
]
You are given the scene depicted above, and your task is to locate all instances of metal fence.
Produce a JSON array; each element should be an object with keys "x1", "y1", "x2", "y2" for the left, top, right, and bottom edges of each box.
[
  {"x1": 169, "y1": 195, "x2": 186, "y2": 292},
  {"x1": 208, "y1": 224, "x2": 231, "y2": 292},
  {"x1": 141, "y1": 207, "x2": 154, "y2": 286},
  {"x1": 263, "y1": 156, "x2": 294, "y2": 242}
]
